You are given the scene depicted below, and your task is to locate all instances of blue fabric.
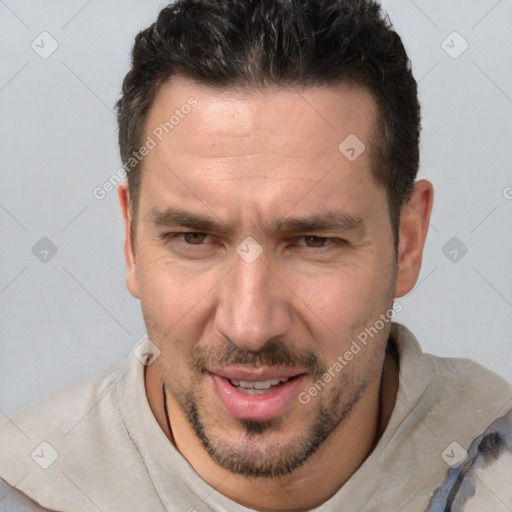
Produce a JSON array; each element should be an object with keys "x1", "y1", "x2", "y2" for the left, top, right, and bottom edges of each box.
[{"x1": 426, "y1": 409, "x2": 512, "y2": 511}]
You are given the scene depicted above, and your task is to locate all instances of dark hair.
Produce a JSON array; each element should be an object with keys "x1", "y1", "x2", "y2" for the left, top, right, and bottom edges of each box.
[{"x1": 115, "y1": 0, "x2": 420, "y2": 243}]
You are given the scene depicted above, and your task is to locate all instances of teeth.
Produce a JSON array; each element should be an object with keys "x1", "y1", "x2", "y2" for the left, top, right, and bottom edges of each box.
[
  {"x1": 239, "y1": 388, "x2": 272, "y2": 395},
  {"x1": 229, "y1": 377, "x2": 290, "y2": 390},
  {"x1": 253, "y1": 380, "x2": 273, "y2": 389}
]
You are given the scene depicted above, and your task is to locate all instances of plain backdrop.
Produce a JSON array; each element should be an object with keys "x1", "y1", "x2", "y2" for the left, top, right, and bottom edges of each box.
[{"x1": 1, "y1": 0, "x2": 511, "y2": 417}]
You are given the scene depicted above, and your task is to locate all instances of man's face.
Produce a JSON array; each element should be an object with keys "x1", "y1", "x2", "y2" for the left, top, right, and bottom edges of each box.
[{"x1": 124, "y1": 77, "x2": 399, "y2": 477}]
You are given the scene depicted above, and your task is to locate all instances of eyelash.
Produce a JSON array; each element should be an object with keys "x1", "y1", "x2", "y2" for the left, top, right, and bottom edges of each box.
[{"x1": 161, "y1": 232, "x2": 346, "y2": 253}]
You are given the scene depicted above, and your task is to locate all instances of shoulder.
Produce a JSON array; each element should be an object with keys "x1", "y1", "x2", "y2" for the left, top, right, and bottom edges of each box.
[
  {"x1": 395, "y1": 323, "x2": 512, "y2": 441},
  {"x1": 390, "y1": 322, "x2": 512, "y2": 407},
  {"x1": 0, "y1": 356, "x2": 147, "y2": 511},
  {"x1": 0, "y1": 357, "x2": 127, "y2": 447},
  {"x1": 390, "y1": 323, "x2": 512, "y2": 510},
  {"x1": 421, "y1": 345, "x2": 512, "y2": 421},
  {"x1": 0, "y1": 478, "x2": 52, "y2": 511}
]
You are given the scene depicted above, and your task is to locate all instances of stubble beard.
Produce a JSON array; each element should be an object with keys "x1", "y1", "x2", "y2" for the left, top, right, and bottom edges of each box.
[
  {"x1": 152, "y1": 272, "x2": 397, "y2": 479},
  {"x1": 181, "y1": 373, "x2": 372, "y2": 478}
]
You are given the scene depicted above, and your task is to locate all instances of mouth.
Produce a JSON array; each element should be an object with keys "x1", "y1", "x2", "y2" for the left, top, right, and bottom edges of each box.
[
  {"x1": 228, "y1": 376, "x2": 295, "y2": 394},
  {"x1": 208, "y1": 367, "x2": 307, "y2": 422}
]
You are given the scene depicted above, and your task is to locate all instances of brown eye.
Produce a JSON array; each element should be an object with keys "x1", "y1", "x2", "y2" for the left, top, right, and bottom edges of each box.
[
  {"x1": 303, "y1": 236, "x2": 328, "y2": 247},
  {"x1": 182, "y1": 232, "x2": 208, "y2": 244}
]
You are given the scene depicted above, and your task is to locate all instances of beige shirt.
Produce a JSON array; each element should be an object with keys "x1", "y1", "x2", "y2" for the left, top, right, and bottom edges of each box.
[{"x1": 1, "y1": 323, "x2": 511, "y2": 511}]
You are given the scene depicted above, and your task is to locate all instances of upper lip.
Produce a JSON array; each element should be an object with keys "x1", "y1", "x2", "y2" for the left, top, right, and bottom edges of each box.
[{"x1": 209, "y1": 366, "x2": 306, "y2": 382}]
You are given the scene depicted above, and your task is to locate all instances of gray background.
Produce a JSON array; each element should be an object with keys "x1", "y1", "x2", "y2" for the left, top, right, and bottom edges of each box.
[{"x1": 1, "y1": 0, "x2": 511, "y2": 417}]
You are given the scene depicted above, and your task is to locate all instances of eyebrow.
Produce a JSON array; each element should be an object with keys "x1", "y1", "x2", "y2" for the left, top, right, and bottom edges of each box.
[
  {"x1": 147, "y1": 206, "x2": 365, "y2": 236},
  {"x1": 147, "y1": 207, "x2": 235, "y2": 235}
]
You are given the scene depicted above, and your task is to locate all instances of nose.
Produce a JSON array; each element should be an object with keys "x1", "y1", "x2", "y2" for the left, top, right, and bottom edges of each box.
[{"x1": 213, "y1": 248, "x2": 292, "y2": 352}]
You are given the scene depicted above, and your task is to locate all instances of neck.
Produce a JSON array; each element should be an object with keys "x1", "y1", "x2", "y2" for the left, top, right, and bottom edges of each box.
[{"x1": 146, "y1": 351, "x2": 398, "y2": 511}]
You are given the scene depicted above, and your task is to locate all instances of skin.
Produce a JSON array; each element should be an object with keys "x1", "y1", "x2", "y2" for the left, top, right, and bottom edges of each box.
[{"x1": 118, "y1": 76, "x2": 433, "y2": 511}]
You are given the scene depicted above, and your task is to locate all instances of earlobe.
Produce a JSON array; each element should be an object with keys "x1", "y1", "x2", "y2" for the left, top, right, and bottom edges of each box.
[
  {"x1": 395, "y1": 180, "x2": 434, "y2": 298},
  {"x1": 118, "y1": 182, "x2": 140, "y2": 299}
]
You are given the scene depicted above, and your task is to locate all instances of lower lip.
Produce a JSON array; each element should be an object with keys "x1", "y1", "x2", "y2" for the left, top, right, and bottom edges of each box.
[{"x1": 210, "y1": 374, "x2": 305, "y2": 422}]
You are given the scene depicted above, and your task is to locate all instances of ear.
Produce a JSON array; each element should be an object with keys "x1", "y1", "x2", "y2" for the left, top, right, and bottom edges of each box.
[
  {"x1": 395, "y1": 179, "x2": 434, "y2": 297},
  {"x1": 118, "y1": 181, "x2": 140, "y2": 298}
]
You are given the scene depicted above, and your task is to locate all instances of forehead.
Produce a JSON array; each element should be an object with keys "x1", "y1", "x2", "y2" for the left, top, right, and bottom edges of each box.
[
  {"x1": 143, "y1": 76, "x2": 378, "y2": 167},
  {"x1": 137, "y1": 76, "x2": 385, "y2": 228}
]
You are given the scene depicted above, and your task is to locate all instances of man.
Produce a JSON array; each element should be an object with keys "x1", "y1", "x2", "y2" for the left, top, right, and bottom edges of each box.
[{"x1": 1, "y1": 0, "x2": 511, "y2": 510}]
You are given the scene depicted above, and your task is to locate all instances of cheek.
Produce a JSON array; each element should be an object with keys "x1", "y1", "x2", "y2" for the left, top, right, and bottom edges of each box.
[
  {"x1": 302, "y1": 262, "x2": 393, "y2": 325},
  {"x1": 136, "y1": 250, "x2": 218, "y2": 332},
  {"x1": 298, "y1": 260, "x2": 395, "y2": 361}
]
